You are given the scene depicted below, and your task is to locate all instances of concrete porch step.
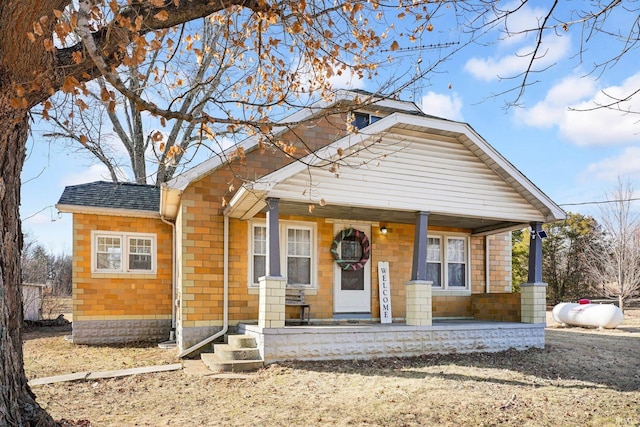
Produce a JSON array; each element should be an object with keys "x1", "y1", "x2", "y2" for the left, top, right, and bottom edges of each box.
[
  {"x1": 200, "y1": 334, "x2": 263, "y2": 373},
  {"x1": 212, "y1": 344, "x2": 261, "y2": 360},
  {"x1": 227, "y1": 334, "x2": 257, "y2": 348},
  {"x1": 201, "y1": 353, "x2": 264, "y2": 372}
]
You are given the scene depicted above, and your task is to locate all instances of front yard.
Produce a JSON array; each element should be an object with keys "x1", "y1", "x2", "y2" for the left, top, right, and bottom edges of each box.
[{"x1": 24, "y1": 310, "x2": 640, "y2": 426}]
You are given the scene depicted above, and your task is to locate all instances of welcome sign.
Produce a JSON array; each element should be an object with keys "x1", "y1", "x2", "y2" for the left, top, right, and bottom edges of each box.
[{"x1": 377, "y1": 261, "x2": 392, "y2": 323}]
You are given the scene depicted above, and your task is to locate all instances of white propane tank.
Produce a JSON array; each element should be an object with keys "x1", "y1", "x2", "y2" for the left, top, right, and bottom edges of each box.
[{"x1": 552, "y1": 302, "x2": 624, "y2": 329}]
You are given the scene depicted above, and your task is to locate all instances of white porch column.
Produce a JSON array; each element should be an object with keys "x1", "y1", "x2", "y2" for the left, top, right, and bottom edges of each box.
[
  {"x1": 521, "y1": 222, "x2": 547, "y2": 324},
  {"x1": 258, "y1": 276, "x2": 286, "y2": 328},
  {"x1": 405, "y1": 280, "x2": 432, "y2": 326}
]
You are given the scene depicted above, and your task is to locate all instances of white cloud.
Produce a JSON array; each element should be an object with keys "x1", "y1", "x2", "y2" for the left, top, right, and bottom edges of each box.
[
  {"x1": 328, "y1": 66, "x2": 366, "y2": 91},
  {"x1": 515, "y1": 72, "x2": 640, "y2": 146},
  {"x1": 463, "y1": 1, "x2": 572, "y2": 82},
  {"x1": 585, "y1": 146, "x2": 640, "y2": 181},
  {"x1": 465, "y1": 35, "x2": 571, "y2": 82},
  {"x1": 294, "y1": 55, "x2": 366, "y2": 93},
  {"x1": 60, "y1": 164, "x2": 127, "y2": 187},
  {"x1": 420, "y1": 91, "x2": 464, "y2": 121}
]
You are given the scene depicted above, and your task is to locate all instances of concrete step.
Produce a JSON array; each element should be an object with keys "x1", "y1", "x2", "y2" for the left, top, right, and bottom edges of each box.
[
  {"x1": 213, "y1": 344, "x2": 261, "y2": 361},
  {"x1": 201, "y1": 353, "x2": 263, "y2": 373},
  {"x1": 227, "y1": 334, "x2": 257, "y2": 348}
]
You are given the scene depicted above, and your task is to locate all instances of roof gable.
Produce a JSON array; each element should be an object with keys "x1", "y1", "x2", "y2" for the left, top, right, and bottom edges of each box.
[
  {"x1": 228, "y1": 113, "x2": 565, "y2": 231},
  {"x1": 57, "y1": 181, "x2": 160, "y2": 216},
  {"x1": 164, "y1": 90, "x2": 424, "y2": 192}
]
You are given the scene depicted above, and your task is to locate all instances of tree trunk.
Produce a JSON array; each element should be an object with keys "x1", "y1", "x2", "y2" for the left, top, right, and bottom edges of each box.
[
  {"x1": 0, "y1": 103, "x2": 56, "y2": 426},
  {"x1": 619, "y1": 294, "x2": 624, "y2": 314}
]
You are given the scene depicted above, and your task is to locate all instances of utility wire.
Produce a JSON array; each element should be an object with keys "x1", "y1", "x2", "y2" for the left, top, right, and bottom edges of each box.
[{"x1": 559, "y1": 197, "x2": 640, "y2": 207}]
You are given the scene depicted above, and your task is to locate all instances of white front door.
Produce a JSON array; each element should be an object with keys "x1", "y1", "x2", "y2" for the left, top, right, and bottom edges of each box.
[{"x1": 333, "y1": 223, "x2": 371, "y2": 313}]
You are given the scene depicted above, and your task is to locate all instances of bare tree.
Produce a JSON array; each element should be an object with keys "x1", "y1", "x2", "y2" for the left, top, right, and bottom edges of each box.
[
  {"x1": 21, "y1": 234, "x2": 50, "y2": 285},
  {"x1": 41, "y1": 18, "x2": 246, "y2": 185},
  {"x1": 587, "y1": 179, "x2": 640, "y2": 312},
  {"x1": 49, "y1": 253, "x2": 72, "y2": 296}
]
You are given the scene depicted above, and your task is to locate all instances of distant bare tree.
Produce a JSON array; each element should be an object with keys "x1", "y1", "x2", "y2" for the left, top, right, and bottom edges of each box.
[
  {"x1": 587, "y1": 179, "x2": 640, "y2": 312},
  {"x1": 49, "y1": 253, "x2": 72, "y2": 296},
  {"x1": 21, "y1": 236, "x2": 50, "y2": 285},
  {"x1": 21, "y1": 235, "x2": 72, "y2": 296}
]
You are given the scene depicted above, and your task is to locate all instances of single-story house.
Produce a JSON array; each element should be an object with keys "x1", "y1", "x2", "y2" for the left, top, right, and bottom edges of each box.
[{"x1": 57, "y1": 90, "x2": 565, "y2": 363}]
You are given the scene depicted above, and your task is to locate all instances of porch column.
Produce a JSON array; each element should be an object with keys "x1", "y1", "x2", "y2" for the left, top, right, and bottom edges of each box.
[
  {"x1": 259, "y1": 198, "x2": 286, "y2": 328},
  {"x1": 521, "y1": 222, "x2": 547, "y2": 324},
  {"x1": 411, "y1": 211, "x2": 429, "y2": 281},
  {"x1": 266, "y1": 197, "x2": 281, "y2": 277},
  {"x1": 406, "y1": 211, "x2": 432, "y2": 326}
]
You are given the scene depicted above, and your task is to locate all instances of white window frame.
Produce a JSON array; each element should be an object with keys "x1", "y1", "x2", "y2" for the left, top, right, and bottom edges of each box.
[
  {"x1": 426, "y1": 233, "x2": 470, "y2": 291},
  {"x1": 248, "y1": 220, "x2": 317, "y2": 288},
  {"x1": 91, "y1": 231, "x2": 157, "y2": 274}
]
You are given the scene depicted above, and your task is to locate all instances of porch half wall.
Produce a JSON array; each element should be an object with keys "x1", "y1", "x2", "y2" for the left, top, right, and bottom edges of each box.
[{"x1": 239, "y1": 322, "x2": 544, "y2": 364}]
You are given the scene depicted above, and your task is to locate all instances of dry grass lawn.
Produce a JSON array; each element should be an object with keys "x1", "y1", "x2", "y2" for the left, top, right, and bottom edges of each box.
[{"x1": 24, "y1": 310, "x2": 640, "y2": 426}]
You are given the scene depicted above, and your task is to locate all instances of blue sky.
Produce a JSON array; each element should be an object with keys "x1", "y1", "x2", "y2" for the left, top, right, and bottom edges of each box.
[{"x1": 20, "y1": 1, "x2": 639, "y2": 253}]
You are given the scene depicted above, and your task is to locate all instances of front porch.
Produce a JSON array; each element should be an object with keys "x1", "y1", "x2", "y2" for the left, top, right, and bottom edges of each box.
[{"x1": 238, "y1": 320, "x2": 545, "y2": 364}]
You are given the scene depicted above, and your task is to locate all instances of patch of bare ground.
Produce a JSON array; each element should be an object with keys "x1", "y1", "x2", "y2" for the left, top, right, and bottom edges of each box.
[{"x1": 26, "y1": 310, "x2": 640, "y2": 426}]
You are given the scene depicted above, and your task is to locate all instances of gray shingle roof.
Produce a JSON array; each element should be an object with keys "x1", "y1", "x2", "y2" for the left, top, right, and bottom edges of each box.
[{"x1": 57, "y1": 181, "x2": 159, "y2": 212}]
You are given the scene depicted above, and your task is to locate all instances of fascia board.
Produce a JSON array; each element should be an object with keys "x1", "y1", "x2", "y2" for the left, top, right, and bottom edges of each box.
[{"x1": 55, "y1": 204, "x2": 160, "y2": 219}]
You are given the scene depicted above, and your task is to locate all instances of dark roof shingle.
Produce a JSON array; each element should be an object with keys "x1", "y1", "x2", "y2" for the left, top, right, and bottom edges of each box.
[{"x1": 57, "y1": 181, "x2": 159, "y2": 212}]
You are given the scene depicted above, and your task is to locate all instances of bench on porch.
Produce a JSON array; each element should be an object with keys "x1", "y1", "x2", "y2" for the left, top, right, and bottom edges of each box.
[{"x1": 285, "y1": 286, "x2": 310, "y2": 325}]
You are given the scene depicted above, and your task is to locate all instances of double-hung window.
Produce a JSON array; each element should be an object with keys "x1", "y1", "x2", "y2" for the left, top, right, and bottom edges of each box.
[
  {"x1": 446, "y1": 237, "x2": 467, "y2": 287},
  {"x1": 252, "y1": 226, "x2": 267, "y2": 284},
  {"x1": 286, "y1": 227, "x2": 312, "y2": 286},
  {"x1": 93, "y1": 231, "x2": 156, "y2": 274},
  {"x1": 426, "y1": 237, "x2": 442, "y2": 287},
  {"x1": 250, "y1": 222, "x2": 316, "y2": 287},
  {"x1": 427, "y1": 234, "x2": 469, "y2": 290}
]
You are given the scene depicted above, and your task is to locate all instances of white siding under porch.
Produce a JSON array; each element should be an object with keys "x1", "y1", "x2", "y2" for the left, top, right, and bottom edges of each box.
[{"x1": 238, "y1": 322, "x2": 545, "y2": 364}]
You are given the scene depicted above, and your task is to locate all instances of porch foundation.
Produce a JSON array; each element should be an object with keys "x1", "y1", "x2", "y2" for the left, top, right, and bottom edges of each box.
[
  {"x1": 239, "y1": 321, "x2": 545, "y2": 364},
  {"x1": 405, "y1": 280, "x2": 433, "y2": 326},
  {"x1": 521, "y1": 283, "x2": 547, "y2": 324},
  {"x1": 258, "y1": 276, "x2": 286, "y2": 328}
]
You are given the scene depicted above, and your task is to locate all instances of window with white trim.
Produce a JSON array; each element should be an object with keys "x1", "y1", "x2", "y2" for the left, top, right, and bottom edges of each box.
[
  {"x1": 426, "y1": 237, "x2": 442, "y2": 287},
  {"x1": 286, "y1": 226, "x2": 312, "y2": 286},
  {"x1": 249, "y1": 221, "x2": 316, "y2": 287},
  {"x1": 252, "y1": 225, "x2": 267, "y2": 284},
  {"x1": 427, "y1": 234, "x2": 469, "y2": 289},
  {"x1": 92, "y1": 232, "x2": 156, "y2": 274}
]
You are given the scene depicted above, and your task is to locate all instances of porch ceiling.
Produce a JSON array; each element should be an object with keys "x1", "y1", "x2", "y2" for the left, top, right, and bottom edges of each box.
[{"x1": 272, "y1": 200, "x2": 524, "y2": 235}]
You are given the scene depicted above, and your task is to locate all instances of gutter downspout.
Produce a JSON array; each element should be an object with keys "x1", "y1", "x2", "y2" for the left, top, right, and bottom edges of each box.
[
  {"x1": 178, "y1": 213, "x2": 229, "y2": 358},
  {"x1": 159, "y1": 215, "x2": 177, "y2": 344},
  {"x1": 485, "y1": 235, "x2": 491, "y2": 293}
]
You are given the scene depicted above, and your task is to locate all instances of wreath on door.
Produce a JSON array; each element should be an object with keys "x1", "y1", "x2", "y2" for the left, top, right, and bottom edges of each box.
[{"x1": 330, "y1": 228, "x2": 370, "y2": 271}]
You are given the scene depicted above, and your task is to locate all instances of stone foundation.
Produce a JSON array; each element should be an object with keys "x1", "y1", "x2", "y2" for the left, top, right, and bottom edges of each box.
[
  {"x1": 72, "y1": 319, "x2": 171, "y2": 345},
  {"x1": 239, "y1": 321, "x2": 545, "y2": 364}
]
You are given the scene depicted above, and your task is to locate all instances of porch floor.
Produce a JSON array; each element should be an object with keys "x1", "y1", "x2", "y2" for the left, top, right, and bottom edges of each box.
[{"x1": 238, "y1": 320, "x2": 545, "y2": 364}]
